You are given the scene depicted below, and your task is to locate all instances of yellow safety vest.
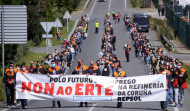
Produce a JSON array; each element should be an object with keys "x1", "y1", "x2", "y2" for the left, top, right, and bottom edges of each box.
[
  {"x1": 84, "y1": 27, "x2": 86, "y2": 33},
  {"x1": 95, "y1": 22, "x2": 99, "y2": 28}
]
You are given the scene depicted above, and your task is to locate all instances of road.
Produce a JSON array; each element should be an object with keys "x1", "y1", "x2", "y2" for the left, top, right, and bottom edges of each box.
[{"x1": 1, "y1": 0, "x2": 190, "y2": 111}]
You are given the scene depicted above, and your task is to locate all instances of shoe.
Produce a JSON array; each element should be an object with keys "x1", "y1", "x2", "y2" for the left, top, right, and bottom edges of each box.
[
  {"x1": 58, "y1": 104, "x2": 61, "y2": 108},
  {"x1": 51, "y1": 105, "x2": 55, "y2": 108},
  {"x1": 85, "y1": 104, "x2": 88, "y2": 107},
  {"x1": 174, "y1": 103, "x2": 178, "y2": 107},
  {"x1": 117, "y1": 105, "x2": 122, "y2": 108},
  {"x1": 165, "y1": 108, "x2": 168, "y2": 111},
  {"x1": 22, "y1": 106, "x2": 26, "y2": 109},
  {"x1": 11, "y1": 105, "x2": 15, "y2": 108},
  {"x1": 79, "y1": 104, "x2": 83, "y2": 107},
  {"x1": 180, "y1": 104, "x2": 183, "y2": 108},
  {"x1": 25, "y1": 106, "x2": 28, "y2": 109},
  {"x1": 8, "y1": 105, "x2": 11, "y2": 108}
]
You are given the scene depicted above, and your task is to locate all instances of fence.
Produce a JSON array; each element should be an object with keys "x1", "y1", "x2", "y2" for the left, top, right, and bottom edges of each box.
[{"x1": 165, "y1": 6, "x2": 190, "y2": 48}]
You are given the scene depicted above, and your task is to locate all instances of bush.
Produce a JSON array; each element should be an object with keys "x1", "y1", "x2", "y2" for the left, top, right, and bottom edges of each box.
[{"x1": 150, "y1": 17, "x2": 174, "y2": 40}]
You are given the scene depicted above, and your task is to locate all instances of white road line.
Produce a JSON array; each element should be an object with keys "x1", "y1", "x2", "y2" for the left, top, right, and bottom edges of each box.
[
  {"x1": 88, "y1": 102, "x2": 98, "y2": 111},
  {"x1": 173, "y1": 107, "x2": 179, "y2": 111},
  {"x1": 1, "y1": 109, "x2": 8, "y2": 111},
  {"x1": 90, "y1": 0, "x2": 97, "y2": 15},
  {"x1": 125, "y1": 0, "x2": 126, "y2": 10},
  {"x1": 109, "y1": 0, "x2": 111, "y2": 11}
]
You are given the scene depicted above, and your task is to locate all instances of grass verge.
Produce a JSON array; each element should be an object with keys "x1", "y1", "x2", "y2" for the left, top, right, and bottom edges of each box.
[
  {"x1": 183, "y1": 63, "x2": 190, "y2": 86},
  {"x1": 149, "y1": 16, "x2": 175, "y2": 52},
  {"x1": 14, "y1": 52, "x2": 47, "y2": 66},
  {"x1": 130, "y1": 0, "x2": 143, "y2": 8},
  {"x1": 76, "y1": 0, "x2": 88, "y2": 11},
  {"x1": 0, "y1": 77, "x2": 6, "y2": 102},
  {"x1": 38, "y1": 20, "x2": 75, "y2": 47}
]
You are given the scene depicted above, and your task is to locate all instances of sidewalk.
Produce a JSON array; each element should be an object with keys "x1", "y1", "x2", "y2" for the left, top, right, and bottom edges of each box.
[{"x1": 144, "y1": 0, "x2": 190, "y2": 63}]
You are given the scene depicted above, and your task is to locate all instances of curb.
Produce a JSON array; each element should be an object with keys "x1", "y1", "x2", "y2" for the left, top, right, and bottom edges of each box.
[{"x1": 83, "y1": 0, "x2": 91, "y2": 10}]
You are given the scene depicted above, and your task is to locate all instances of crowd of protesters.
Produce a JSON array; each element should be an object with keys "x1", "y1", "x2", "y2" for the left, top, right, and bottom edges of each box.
[
  {"x1": 3, "y1": 11, "x2": 189, "y2": 110},
  {"x1": 3, "y1": 14, "x2": 89, "y2": 109},
  {"x1": 124, "y1": 14, "x2": 188, "y2": 111},
  {"x1": 72, "y1": 13, "x2": 126, "y2": 108}
]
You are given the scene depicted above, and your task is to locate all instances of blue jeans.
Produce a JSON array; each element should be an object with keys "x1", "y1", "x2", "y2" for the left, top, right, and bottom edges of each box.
[
  {"x1": 135, "y1": 50, "x2": 139, "y2": 58},
  {"x1": 52, "y1": 100, "x2": 61, "y2": 106},
  {"x1": 169, "y1": 85, "x2": 174, "y2": 103},
  {"x1": 71, "y1": 53, "x2": 75, "y2": 61},
  {"x1": 115, "y1": 19, "x2": 118, "y2": 23}
]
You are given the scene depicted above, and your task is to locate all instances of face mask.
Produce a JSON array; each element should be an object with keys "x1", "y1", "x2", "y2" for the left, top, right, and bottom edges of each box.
[
  {"x1": 17, "y1": 68, "x2": 20, "y2": 70},
  {"x1": 9, "y1": 69, "x2": 13, "y2": 72},
  {"x1": 52, "y1": 64, "x2": 55, "y2": 68},
  {"x1": 166, "y1": 63, "x2": 169, "y2": 65},
  {"x1": 78, "y1": 62, "x2": 81, "y2": 66},
  {"x1": 178, "y1": 66, "x2": 181, "y2": 69},
  {"x1": 55, "y1": 57, "x2": 58, "y2": 59},
  {"x1": 23, "y1": 68, "x2": 26, "y2": 71},
  {"x1": 55, "y1": 51, "x2": 58, "y2": 53},
  {"x1": 49, "y1": 56, "x2": 51, "y2": 59},
  {"x1": 91, "y1": 65, "x2": 94, "y2": 68},
  {"x1": 110, "y1": 57, "x2": 112, "y2": 60},
  {"x1": 100, "y1": 61, "x2": 104, "y2": 65},
  {"x1": 118, "y1": 69, "x2": 121, "y2": 72}
]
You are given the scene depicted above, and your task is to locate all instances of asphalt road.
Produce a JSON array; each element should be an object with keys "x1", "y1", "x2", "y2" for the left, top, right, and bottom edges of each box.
[{"x1": 1, "y1": 0, "x2": 190, "y2": 111}]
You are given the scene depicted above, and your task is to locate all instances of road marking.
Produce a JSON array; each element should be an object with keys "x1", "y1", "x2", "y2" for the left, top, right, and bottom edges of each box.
[
  {"x1": 172, "y1": 103, "x2": 179, "y2": 111},
  {"x1": 88, "y1": 102, "x2": 98, "y2": 111},
  {"x1": 1, "y1": 109, "x2": 8, "y2": 111},
  {"x1": 109, "y1": 0, "x2": 111, "y2": 11},
  {"x1": 125, "y1": 0, "x2": 126, "y2": 10},
  {"x1": 173, "y1": 107, "x2": 179, "y2": 111},
  {"x1": 90, "y1": 0, "x2": 97, "y2": 15}
]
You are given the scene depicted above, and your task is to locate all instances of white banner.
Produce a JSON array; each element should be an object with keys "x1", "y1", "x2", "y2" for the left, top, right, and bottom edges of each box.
[{"x1": 16, "y1": 73, "x2": 167, "y2": 102}]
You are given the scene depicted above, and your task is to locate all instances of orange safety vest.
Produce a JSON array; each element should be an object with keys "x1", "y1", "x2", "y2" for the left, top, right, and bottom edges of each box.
[
  {"x1": 114, "y1": 70, "x2": 126, "y2": 77},
  {"x1": 173, "y1": 68, "x2": 187, "y2": 89}
]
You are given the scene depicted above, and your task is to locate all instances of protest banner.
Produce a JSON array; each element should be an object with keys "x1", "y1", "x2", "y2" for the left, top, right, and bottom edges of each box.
[{"x1": 16, "y1": 73, "x2": 167, "y2": 102}]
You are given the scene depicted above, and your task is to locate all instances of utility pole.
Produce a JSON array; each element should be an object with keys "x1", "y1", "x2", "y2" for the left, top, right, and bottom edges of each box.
[
  {"x1": 1, "y1": 5, "x2": 5, "y2": 77},
  {"x1": 188, "y1": 9, "x2": 189, "y2": 24}
]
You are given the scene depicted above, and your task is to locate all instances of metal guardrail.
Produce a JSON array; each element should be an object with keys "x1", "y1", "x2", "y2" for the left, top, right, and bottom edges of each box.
[
  {"x1": 67, "y1": 19, "x2": 79, "y2": 41},
  {"x1": 162, "y1": 36, "x2": 175, "y2": 52},
  {"x1": 83, "y1": 0, "x2": 90, "y2": 10}
]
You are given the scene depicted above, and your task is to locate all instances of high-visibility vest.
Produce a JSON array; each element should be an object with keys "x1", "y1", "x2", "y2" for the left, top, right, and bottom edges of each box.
[
  {"x1": 84, "y1": 27, "x2": 87, "y2": 33},
  {"x1": 95, "y1": 22, "x2": 99, "y2": 28}
]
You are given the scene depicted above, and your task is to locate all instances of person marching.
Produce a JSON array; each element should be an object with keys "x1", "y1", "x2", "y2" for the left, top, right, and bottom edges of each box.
[
  {"x1": 173, "y1": 62, "x2": 188, "y2": 108},
  {"x1": 159, "y1": 65, "x2": 171, "y2": 111},
  {"x1": 123, "y1": 44, "x2": 131, "y2": 62},
  {"x1": 113, "y1": 65, "x2": 126, "y2": 108},
  {"x1": 47, "y1": 60, "x2": 63, "y2": 108},
  {"x1": 95, "y1": 21, "x2": 99, "y2": 34},
  {"x1": 72, "y1": 59, "x2": 89, "y2": 107},
  {"x1": 112, "y1": 10, "x2": 115, "y2": 20},
  {"x1": 3, "y1": 65, "x2": 16, "y2": 108},
  {"x1": 17, "y1": 63, "x2": 29, "y2": 109},
  {"x1": 88, "y1": 61, "x2": 99, "y2": 75}
]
